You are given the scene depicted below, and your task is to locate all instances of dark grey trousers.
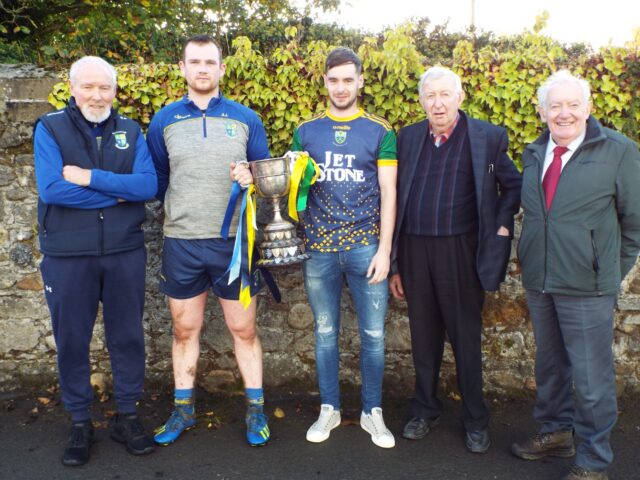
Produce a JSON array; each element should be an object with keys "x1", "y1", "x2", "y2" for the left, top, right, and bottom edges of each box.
[{"x1": 526, "y1": 289, "x2": 617, "y2": 471}]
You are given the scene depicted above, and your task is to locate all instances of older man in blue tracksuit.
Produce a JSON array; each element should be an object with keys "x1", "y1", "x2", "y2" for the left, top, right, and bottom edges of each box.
[{"x1": 34, "y1": 56, "x2": 157, "y2": 466}]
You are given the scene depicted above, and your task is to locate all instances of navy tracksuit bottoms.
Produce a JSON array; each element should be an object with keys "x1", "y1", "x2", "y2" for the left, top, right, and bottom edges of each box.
[{"x1": 40, "y1": 247, "x2": 146, "y2": 420}]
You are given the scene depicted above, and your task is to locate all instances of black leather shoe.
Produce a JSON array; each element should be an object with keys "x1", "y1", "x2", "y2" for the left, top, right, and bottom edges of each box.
[
  {"x1": 466, "y1": 429, "x2": 491, "y2": 453},
  {"x1": 402, "y1": 416, "x2": 440, "y2": 440},
  {"x1": 62, "y1": 421, "x2": 94, "y2": 466},
  {"x1": 110, "y1": 414, "x2": 155, "y2": 455}
]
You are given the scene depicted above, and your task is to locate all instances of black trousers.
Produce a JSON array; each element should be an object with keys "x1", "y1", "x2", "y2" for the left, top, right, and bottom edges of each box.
[{"x1": 398, "y1": 233, "x2": 488, "y2": 432}]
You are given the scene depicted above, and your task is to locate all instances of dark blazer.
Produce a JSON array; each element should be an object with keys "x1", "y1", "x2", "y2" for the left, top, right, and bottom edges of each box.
[{"x1": 392, "y1": 112, "x2": 522, "y2": 291}]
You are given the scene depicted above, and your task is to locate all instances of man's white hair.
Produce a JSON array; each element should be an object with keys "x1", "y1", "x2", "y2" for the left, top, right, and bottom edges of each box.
[
  {"x1": 69, "y1": 56, "x2": 117, "y2": 87},
  {"x1": 418, "y1": 66, "x2": 463, "y2": 97},
  {"x1": 537, "y1": 70, "x2": 591, "y2": 110}
]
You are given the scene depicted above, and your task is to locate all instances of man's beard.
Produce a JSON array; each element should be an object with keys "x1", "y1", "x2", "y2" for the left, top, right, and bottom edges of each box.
[
  {"x1": 80, "y1": 104, "x2": 111, "y2": 123},
  {"x1": 188, "y1": 79, "x2": 218, "y2": 96},
  {"x1": 329, "y1": 95, "x2": 357, "y2": 112}
]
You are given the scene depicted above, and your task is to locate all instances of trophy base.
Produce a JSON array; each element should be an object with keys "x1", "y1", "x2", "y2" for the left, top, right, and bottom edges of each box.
[
  {"x1": 256, "y1": 229, "x2": 310, "y2": 267},
  {"x1": 256, "y1": 252, "x2": 310, "y2": 267}
]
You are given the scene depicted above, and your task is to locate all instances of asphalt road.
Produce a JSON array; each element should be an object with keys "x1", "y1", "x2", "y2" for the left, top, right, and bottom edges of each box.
[{"x1": 0, "y1": 389, "x2": 638, "y2": 480}]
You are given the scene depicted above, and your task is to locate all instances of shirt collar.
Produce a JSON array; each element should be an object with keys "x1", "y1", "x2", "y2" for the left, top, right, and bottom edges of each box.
[
  {"x1": 545, "y1": 128, "x2": 587, "y2": 157},
  {"x1": 183, "y1": 93, "x2": 223, "y2": 111},
  {"x1": 429, "y1": 113, "x2": 460, "y2": 145},
  {"x1": 326, "y1": 108, "x2": 364, "y2": 122}
]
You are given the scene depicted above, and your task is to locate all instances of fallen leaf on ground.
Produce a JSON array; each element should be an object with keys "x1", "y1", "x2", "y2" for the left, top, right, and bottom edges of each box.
[
  {"x1": 37, "y1": 397, "x2": 51, "y2": 405},
  {"x1": 207, "y1": 420, "x2": 222, "y2": 430},
  {"x1": 273, "y1": 407, "x2": 285, "y2": 419}
]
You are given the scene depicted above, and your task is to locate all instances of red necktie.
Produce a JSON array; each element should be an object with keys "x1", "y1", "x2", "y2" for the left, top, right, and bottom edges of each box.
[{"x1": 542, "y1": 146, "x2": 569, "y2": 211}]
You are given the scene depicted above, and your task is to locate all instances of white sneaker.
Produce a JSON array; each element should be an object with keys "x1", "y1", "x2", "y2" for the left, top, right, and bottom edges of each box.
[
  {"x1": 306, "y1": 404, "x2": 341, "y2": 443},
  {"x1": 360, "y1": 407, "x2": 396, "y2": 448}
]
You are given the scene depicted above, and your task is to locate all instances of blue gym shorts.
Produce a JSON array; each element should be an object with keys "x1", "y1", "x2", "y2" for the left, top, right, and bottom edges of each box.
[{"x1": 160, "y1": 237, "x2": 263, "y2": 300}]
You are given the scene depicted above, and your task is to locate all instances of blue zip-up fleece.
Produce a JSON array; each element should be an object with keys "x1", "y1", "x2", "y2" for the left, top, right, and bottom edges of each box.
[
  {"x1": 34, "y1": 98, "x2": 157, "y2": 256},
  {"x1": 146, "y1": 95, "x2": 270, "y2": 239}
]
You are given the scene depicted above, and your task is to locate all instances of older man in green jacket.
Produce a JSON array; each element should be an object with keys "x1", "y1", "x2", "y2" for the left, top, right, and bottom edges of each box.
[{"x1": 512, "y1": 70, "x2": 640, "y2": 480}]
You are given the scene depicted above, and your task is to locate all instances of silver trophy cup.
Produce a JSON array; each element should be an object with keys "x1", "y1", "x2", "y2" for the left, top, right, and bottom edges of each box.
[{"x1": 250, "y1": 157, "x2": 310, "y2": 267}]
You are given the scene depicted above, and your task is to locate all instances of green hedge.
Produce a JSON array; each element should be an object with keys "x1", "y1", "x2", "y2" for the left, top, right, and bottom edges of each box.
[{"x1": 50, "y1": 27, "x2": 640, "y2": 167}]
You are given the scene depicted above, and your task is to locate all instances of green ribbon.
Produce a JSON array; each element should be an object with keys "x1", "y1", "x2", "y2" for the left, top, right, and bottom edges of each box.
[{"x1": 296, "y1": 159, "x2": 318, "y2": 212}]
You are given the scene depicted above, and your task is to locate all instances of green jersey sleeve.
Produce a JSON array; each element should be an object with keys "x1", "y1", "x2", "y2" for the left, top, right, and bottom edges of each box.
[{"x1": 377, "y1": 129, "x2": 397, "y2": 165}]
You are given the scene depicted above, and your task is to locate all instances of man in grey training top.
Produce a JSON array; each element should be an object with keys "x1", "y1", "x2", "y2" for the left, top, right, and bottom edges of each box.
[{"x1": 146, "y1": 34, "x2": 272, "y2": 447}]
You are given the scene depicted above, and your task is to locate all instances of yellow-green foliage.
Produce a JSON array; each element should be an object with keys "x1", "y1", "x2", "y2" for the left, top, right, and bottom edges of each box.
[{"x1": 49, "y1": 28, "x2": 640, "y2": 168}]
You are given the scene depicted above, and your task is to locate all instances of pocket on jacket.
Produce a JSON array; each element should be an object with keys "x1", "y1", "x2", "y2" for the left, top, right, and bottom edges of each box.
[
  {"x1": 545, "y1": 225, "x2": 596, "y2": 291},
  {"x1": 40, "y1": 204, "x2": 51, "y2": 235},
  {"x1": 590, "y1": 229, "x2": 600, "y2": 274}
]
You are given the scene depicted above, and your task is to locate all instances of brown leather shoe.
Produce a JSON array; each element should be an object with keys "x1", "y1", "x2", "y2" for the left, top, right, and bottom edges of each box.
[
  {"x1": 511, "y1": 430, "x2": 575, "y2": 460},
  {"x1": 561, "y1": 464, "x2": 608, "y2": 480}
]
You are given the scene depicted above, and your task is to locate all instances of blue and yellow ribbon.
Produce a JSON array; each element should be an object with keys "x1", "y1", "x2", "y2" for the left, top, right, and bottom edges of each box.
[
  {"x1": 221, "y1": 153, "x2": 316, "y2": 308},
  {"x1": 287, "y1": 152, "x2": 320, "y2": 222},
  {"x1": 221, "y1": 182, "x2": 256, "y2": 309}
]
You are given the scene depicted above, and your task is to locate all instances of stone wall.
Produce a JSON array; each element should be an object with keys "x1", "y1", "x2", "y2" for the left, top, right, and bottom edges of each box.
[{"x1": 1, "y1": 65, "x2": 639, "y2": 398}]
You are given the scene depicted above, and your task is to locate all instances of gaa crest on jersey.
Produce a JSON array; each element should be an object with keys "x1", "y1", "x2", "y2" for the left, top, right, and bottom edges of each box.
[
  {"x1": 334, "y1": 130, "x2": 347, "y2": 144},
  {"x1": 112, "y1": 131, "x2": 129, "y2": 150},
  {"x1": 225, "y1": 121, "x2": 238, "y2": 138}
]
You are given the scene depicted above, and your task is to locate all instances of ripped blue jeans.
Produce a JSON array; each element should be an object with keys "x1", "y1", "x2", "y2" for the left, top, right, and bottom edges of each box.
[{"x1": 303, "y1": 244, "x2": 388, "y2": 413}]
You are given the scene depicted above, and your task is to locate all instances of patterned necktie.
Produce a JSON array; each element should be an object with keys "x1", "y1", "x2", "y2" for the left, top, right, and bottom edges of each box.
[{"x1": 542, "y1": 146, "x2": 569, "y2": 211}]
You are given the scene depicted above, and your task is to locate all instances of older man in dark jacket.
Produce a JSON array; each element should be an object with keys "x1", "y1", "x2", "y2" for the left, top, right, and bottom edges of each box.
[
  {"x1": 512, "y1": 70, "x2": 640, "y2": 480},
  {"x1": 389, "y1": 66, "x2": 521, "y2": 454}
]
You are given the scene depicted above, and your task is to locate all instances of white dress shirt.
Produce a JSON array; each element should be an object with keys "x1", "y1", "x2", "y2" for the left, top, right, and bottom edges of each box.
[{"x1": 541, "y1": 130, "x2": 587, "y2": 180}]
